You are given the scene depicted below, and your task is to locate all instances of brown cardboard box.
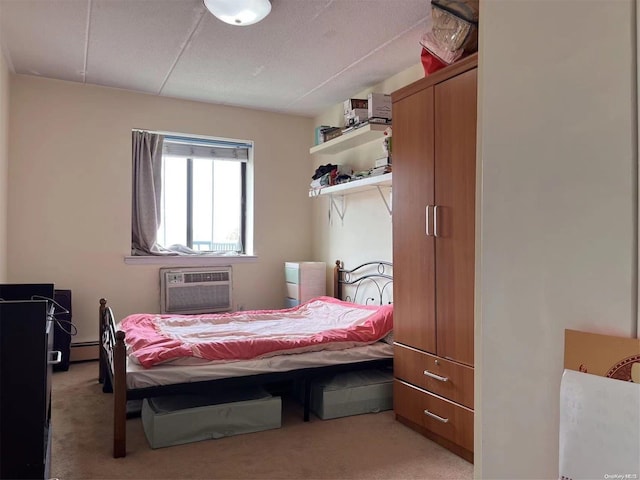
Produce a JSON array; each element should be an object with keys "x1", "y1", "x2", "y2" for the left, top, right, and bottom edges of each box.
[
  {"x1": 343, "y1": 98, "x2": 368, "y2": 115},
  {"x1": 564, "y1": 329, "x2": 640, "y2": 382}
]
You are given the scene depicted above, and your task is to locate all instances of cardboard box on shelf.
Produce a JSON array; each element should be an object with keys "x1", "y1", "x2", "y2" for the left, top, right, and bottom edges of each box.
[
  {"x1": 564, "y1": 329, "x2": 640, "y2": 383},
  {"x1": 322, "y1": 127, "x2": 342, "y2": 142},
  {"x1": 368, "y1": 93, "x2": 392, "y2": 120},
  {"x1": 343, "y1": 98, "x2": 368, "y2": 115}
]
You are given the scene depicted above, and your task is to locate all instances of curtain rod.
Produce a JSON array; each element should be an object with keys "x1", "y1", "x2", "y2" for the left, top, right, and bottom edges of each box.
[{"x1": 132, "y1": 129, "x2": 252, "y2": 149}]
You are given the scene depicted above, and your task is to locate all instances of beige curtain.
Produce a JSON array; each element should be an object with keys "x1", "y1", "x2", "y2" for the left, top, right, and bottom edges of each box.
[{"x1": 131, "y1": 130, "x2": 168, "y2": 255}]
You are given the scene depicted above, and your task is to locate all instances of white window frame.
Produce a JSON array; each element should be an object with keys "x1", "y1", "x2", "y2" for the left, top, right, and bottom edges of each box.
[{"x1": 126, "y1": 131, "x2": 256, "y2": 265}]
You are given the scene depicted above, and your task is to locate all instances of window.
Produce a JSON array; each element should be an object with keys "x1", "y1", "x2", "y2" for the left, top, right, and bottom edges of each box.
[{"x1": 132, "y1": 131, "x2": 252, "y2": 256}]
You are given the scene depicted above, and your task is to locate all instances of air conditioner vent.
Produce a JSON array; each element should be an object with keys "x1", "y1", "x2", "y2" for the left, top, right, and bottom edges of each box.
[
  {"x1": 183, "y1": 271, "x2": 230, "y2": 283},
  {"x1": 160, "y1": 267, "x2": 233, "y2": 314}
]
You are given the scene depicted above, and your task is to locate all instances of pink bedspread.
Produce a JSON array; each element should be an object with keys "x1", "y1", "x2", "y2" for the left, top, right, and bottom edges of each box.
[{"x1": 119, "y1": 296, "x2": 393, "y2": 368}]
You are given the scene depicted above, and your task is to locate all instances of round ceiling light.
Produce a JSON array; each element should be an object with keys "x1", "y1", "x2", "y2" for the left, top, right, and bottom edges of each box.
[{"x1": 204, "y1": 0, "x2": 272, "y2": 26}]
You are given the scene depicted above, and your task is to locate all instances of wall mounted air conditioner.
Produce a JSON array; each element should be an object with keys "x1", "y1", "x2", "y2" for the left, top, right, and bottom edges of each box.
[{"x1": 160, "y1": 267, "x2": 233, "y2": 314}]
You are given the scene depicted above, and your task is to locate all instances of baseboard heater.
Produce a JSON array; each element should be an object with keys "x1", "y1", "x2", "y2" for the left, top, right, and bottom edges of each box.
[{"x1": 70, "y1": 341, "x2": 100, "y2": 362}]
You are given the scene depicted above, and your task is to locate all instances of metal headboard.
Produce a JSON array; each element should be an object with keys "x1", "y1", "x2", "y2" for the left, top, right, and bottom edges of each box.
[{"x1": 333, "y1": 259, "x2": 393, "y2": 305}]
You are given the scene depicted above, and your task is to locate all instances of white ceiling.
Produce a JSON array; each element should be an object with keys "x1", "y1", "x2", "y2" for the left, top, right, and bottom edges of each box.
[{"x1": 0, "y1": 0, "x2": 432, "y2": 117}]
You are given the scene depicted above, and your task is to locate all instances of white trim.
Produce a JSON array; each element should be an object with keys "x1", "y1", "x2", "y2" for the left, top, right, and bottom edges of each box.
[{"x1": 124, "y1": 255, "x2": 258, "y2": 266}]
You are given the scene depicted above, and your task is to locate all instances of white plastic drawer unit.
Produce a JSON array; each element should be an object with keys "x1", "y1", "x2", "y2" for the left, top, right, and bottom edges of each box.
[
  {"x1": 284, "y1": 262, "x2": 326, "y2": 306},
  {"x1": 286, "y1": 282, "x2": 300, "y2": 300},
  {"x1": 284, "y1": 265, "x2": 300, "y2": 284}
]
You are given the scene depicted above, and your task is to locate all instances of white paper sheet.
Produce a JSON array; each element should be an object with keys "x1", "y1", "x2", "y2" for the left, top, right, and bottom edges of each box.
[{"x1": 559, "y1": 369, "x2": 640, "y2": 480}]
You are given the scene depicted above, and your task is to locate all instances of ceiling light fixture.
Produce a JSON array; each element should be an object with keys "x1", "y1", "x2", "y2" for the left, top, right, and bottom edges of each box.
[{"x1": 204, "y1": 0, "x2": 272, "y2": 26}]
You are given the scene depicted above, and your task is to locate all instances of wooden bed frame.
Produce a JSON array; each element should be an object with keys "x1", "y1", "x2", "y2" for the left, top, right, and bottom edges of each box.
[{"x1": 98, "y1": 259, "x2": 392, "y2": 458}]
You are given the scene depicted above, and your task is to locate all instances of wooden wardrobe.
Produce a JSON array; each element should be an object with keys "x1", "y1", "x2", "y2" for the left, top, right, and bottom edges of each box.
[{"x1": 391, "y1": 54, "x2": 477, "y2": 463}]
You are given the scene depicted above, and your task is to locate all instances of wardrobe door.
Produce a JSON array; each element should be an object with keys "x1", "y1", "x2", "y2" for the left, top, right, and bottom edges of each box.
[
  {"x1": 434, "y1": 68, "x2": 477, "y2": 366},
  {"x1": 392, "y1": 86, "x2": 437, "y2": 354}
]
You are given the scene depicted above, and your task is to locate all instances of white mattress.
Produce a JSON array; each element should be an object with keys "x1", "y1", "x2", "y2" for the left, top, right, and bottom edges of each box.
[{"x1": 126, "y1": 342, "x2": 393, "y2": 389}]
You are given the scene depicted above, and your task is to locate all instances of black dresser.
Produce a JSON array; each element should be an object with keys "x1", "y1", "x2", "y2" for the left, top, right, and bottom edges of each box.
[{"x1": 0, "y1": 284, "x2": 57, "y2": 479}]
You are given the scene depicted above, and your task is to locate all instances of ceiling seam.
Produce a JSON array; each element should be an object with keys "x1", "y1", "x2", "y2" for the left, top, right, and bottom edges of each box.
[
  {"x1": 82, "y1": 0, "x2": 93, "y2": 83},
  {"x1": 158, "y1": 8, "x2": 207, "y2": 96},
  {"x1": 307, "y1": 0, "x2": 335, "y2": 23},
  {"x1": 288, "y1": 15, "x2": 430, "y2": 107}
]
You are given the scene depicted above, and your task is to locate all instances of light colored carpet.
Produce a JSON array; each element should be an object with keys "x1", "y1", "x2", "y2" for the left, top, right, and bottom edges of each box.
[{"x1": 51, "y1": 362, "x2": 473, "y2": 479}]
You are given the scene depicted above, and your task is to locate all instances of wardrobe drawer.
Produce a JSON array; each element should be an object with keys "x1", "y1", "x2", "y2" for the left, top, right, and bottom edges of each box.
[
  {"x1": 394, "y1": 380, "x2": 473, "y2": 452},
  {"x1": 394, "y1": 344, "x2": 473, "y2": 409}
]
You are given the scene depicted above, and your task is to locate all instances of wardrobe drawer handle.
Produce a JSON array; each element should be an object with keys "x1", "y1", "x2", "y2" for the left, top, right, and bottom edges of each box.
[
  {"x1": 423, "y1": 370, "x2": 449, "y2": 382},
  {"x1": 424, "y1": 409, "x2": 449, "y2": 423}
]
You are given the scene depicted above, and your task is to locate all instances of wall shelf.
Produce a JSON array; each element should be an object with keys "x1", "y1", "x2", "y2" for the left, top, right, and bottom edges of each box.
[
  {"x1": 309, "y1": 172, "x2": 392, "y2": 197},
  {"x1": 309, "y1": 123, "x2": 388, "y2": 155},
  {"x1": 310, "y1": 173, "x2": 392, "y2": 223}
]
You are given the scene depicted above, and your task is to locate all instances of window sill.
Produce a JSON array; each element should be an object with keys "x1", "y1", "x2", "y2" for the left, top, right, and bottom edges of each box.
[{"x1": 124, "y1": 254, "x2": 258, "y2": 266}]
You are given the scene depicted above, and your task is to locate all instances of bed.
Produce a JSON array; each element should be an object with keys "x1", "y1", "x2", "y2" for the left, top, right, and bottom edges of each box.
[{"x1": 99, "y1": 259, "x2": 393, "y2": 458}]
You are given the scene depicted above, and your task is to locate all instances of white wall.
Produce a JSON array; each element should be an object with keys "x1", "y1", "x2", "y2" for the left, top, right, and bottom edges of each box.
[
  {"x1": 8, "y1": 75, "x2": 313, "y2": 344},
  {"x1": 477, "y1": 0, "x2": 637, "y2": 478},
  {"x1": 311, "y1": 64, "x2": 424, "y2": 290},
  {"x1": 0, "y1": 45, "x2": 9, "y2": 282}
]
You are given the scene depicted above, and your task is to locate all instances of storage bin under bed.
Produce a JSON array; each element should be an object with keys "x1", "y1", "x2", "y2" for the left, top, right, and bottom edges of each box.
[
  {"x1": 309, "y1": 368, "x2": 394, "y2": 420},
  {"x1": 141, "y1": 387, "x2": 281, "y2": 449}
]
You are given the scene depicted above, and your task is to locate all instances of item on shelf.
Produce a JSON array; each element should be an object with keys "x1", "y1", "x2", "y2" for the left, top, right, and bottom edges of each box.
[
  {"x1": 343, "y1": 98, "x2": 370, "y2": 129},
  {"x1": 382, "y1": 126, "x2": 392, "y2": 159},
  {"x1": 314, "y1": 125, "x2": 331, "y2": 145},
  {"x1": 309, "y1": 164, "x2": 353, "y2": 195},
  {"x1": 368, "y1": 117, "x2": 392, "y2": 125},
  {"x1": 312, "y1": 163, "x2": 338, "y2": 180},
  {"x1": 367, "y1": 93, "x2": 392, "y2": 121},
  {"x1": 344, "y1": 108, "x2": 368, "y2": 127},
  {"x1": 309, "y1": 122, "x2": 388, "y2": 157},
  {"x1": 341, "y1": 120, "x2": 374, "y2": 134},
  {"x1": 343, "y1": 98, "x2": 368, "y2": 115},
  {"x1": 352, "y1": 164, "x2": 391, "y2": 181},
  {"x1": 321, "y1": 127, "x2": 342, "y2": 143},
  {"x1": 369, "y1": 165, "x2": 392, "y2": 176},
  {"x1": 421, "y1": 47, "x2": 447, "y2": 75},
  {"x1": 433, "y1": 0, "x2": 479, "y2": 24},
  {"x1": 375, "y1": 156, "x2": 391, "y2": 168},
  {"x1": 420, "y1": 1, "x2": 478, "y2": 65}
]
